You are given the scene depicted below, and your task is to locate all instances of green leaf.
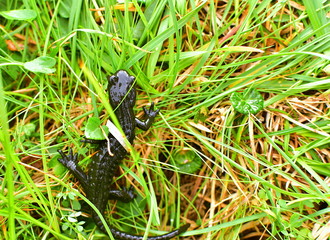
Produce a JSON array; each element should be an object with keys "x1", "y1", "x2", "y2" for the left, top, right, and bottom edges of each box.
[
  {"x1": 68, "y1": 217, "x2": 77, "y2": 223},
  {"x1": 257, "y1": 189, "x2": 268, "y2": 200},
  {"x1": 76, "y1": 225, "x2": 84, "y2": 232},
  {"x1": 84, "y1": 117, "x2": 108, "y2": 140},
  {"x1": 62, "y1": 199, "x2": 70, "y2": 208},
  {"x1": 290, "y1": 213, "x2": 302, "y2": 228},
  {"x1": 0, "y1": 9, "x2": 37, "y2": 21},
  {"x1": 172, "y1": 149, "x2": 203, "y2": 174},
  {"x1": 68, "y1": 192, "x2": 76, "y2": 200},
  {"x1": 230, "y1": 88, "x2": 264, "y2": 114},
  {"x1": 296, "y1": 229, "x2": 312, "y2": 240},
  {"x1": 69, "y1": 212, "x2": 81, "y2": 218},
  {"x1": 62, "y1": 222, "x2": 70, "y2": 231},
  {"x1": 24, "y1": 56, "x2": 56, "y2": 74},
  {"x1": 72, "y1": 200, "x2": 81, "y2": 211}
]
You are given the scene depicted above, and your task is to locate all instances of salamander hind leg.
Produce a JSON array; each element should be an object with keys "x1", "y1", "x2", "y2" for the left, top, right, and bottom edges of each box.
[
  {"x1": 58, "y1": 149, "x2": 78, "y2": 169},
  {"x1": 109, "y1": 186, "x2": 136, "y2": 202}
]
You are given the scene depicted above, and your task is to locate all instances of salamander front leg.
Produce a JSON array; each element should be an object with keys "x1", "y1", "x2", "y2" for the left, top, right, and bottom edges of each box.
[
  {"x1": 58, "y1": 149, "x2": 88, "y2": 189},
  {"x1": 136, "y1": 102, "x2": 160, "y2": 131}
]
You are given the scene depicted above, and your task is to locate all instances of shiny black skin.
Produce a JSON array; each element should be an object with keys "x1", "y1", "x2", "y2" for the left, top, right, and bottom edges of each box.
[{"x1": 58, "y1": 70, "x2": 189, "y2": 239}]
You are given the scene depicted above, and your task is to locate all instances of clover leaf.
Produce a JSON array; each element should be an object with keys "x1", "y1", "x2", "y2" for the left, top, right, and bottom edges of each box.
[
  {"x1": 230, "y1": 88, "x2": 264, "y2": 114},
  {"x1": 172, "y1": 149, "x2": 202, "y2": 174}
]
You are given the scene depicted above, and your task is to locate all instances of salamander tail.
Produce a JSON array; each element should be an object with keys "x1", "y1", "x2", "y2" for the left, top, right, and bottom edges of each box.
[
  {"x1": 109, "y1": 223, "x2": 190, "y2": 240},
  {"x1": 93, "y1": 213, "x2": 189, "y2": 240}
]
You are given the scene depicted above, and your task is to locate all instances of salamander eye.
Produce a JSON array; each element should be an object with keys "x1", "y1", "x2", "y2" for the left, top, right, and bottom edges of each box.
[{"x1": 108, "y1": 75, "x2": 118, "y2": 85}]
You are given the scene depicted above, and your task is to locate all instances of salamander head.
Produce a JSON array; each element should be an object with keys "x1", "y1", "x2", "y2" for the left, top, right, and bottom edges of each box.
[{"x1": 108, "y1": 70, "x2": 136, "y2": 108}]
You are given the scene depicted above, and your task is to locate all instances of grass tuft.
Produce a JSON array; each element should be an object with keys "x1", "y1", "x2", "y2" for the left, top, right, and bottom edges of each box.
[{"x1": 1, "y1": 1, "x2": 330, "y2": 239}]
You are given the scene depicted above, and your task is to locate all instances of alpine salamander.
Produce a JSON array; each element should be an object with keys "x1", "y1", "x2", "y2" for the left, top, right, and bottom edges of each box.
[{"x1": 58, "y1": 70, "x2": 189, "y2": 239}]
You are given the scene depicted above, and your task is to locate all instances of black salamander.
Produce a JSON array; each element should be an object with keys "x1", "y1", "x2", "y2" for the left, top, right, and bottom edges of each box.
[{"x1": 58, "y1": 70, "x2": 189, "y2": 240}]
